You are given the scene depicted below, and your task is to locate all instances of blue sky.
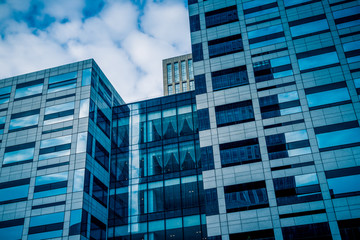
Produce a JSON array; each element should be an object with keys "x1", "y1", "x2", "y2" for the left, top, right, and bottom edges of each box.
[{"x1": 0, "y1": 0, "x2": 191, "y2": 102}]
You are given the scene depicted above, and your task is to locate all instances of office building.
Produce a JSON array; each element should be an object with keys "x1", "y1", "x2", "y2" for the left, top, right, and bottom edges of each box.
[
  {"x1": 163, "y1": 54, "x2": 195, "y2": 96},
  {"x1": 188, "y1": 0, "x2": 360, "y2": 239}
]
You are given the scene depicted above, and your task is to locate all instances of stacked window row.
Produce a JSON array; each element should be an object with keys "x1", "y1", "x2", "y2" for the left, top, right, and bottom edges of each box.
[{"x1": 167, "y1": 59, "x2": 194, "y2": 95}]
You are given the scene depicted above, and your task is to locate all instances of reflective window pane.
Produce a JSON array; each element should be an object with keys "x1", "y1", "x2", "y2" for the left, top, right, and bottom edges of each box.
[
  {"x1": 3, "y1": 147, "x2": 35, "y2": 165},
  {"x1": 48, "y1": 71, "x2": 77, "y2": 93},
  {"x1": 316, "y1": 128, "x2": 360, "y2": 149},
  {"x1": 307, "y1": 87, "x2": 350, "y2": 108},
  {"x1": 82, "y1": 68, "x2": 92, "y2": 86},
  {"x1": 0, "y1": 86, "x2": 12, "y2": 104},
  {"x1": 79, "y1": 99, "x2": 90, "y2": 118},
  {"x1": 44, "y1": 101, "x2": 75, "y2": 125},
  {"x1": 15, "y1": 83, "x2": 43, "y2": 99},
  {"x1": 9, "y1": 114, "x2": 39, "y2": 131},
  {"x1": 0, "y1": 184, "x2": 29, "y2": 204},
  {"x1": 76, "y1": 132, "x2": 87, "y2": 153},
  {"x1": 298, "y1": 50, "x2": 339, "y2": 72}
]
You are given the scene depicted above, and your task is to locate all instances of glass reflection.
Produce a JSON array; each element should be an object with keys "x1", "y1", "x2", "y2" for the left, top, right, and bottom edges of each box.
[
  {"x1": 45, "y1": 102, "x2": 75, "y2": 115},
  {"x1": 298, "y1": 51, "x2": 339, "y2": 71},
  {"x1": 44, "y1": 101, "x2": 75, "y2": 125},
  {"x1": 76, "y1": 132, "x2": 87, "y2": 153},
  {"x1": 278, "y1": 91, "x2": 299, "y2": 103},
  {"x1": 148, "y1": 147, "x2": 162, "y2": 176},
  {"x1": 0, "y1": 184, "x2": 29, "y2": 203},
  {"x1": 180, "y1": 141, "x2": 196, "y2": 170},
  {"x1": 9, "y1": 114, "x2": 39, "y2": 130},
  {"x1": 35, "y1": 172, "x2": 68, "y2": 185},
  {"x1": 290, "y1": 19, "x2": 329, "y2": 38},
  {"x1": 163, "y1": 108, "x2": 177, "y2": 139},
  {"x1": 243, "y1": 0, "x2": 278, "y2": 19},
  {"x1": 343, "y1": 40, "x2": 360, "y2": 63},
  {"x1": 164, "y1": 144, "x2": 179, "y2": 173},
  {"x1": 285, "y1": 129, "x2": 308, "y2": 142},
  {"x1": 0, "y1": 225, "x2": 23, "y2": 239},
  {"x1": 40, "y1": 135, "x2": 71, "y2": 148},
  {"x1": 328, "y1": 174, "x2": 360, "y2": 197},
  {"x1": 15, "y1": 83, "x2": 43, "y2": 99},
  {"x1": 3, "y1": 147, "x2": 35, "y2": 165},
  {"x1": 284, "y1": 0, "x2": 312, "y2": 7},
  {"x1": 73, "y1": 169, "x2": 85, "y2": 192},
  {"x1": 148, "y1": 112, "x2": 162, "y2": 142},
  {"x1": 316, "y1": 128, "x2": 360, "y2": 149},
  {"x1": 248, "y1": 25, "x2": 285, "y2": 49},
  {"x1": 0, "y1": 86, "x2": 11, "y2": 104},
  {"x1": 79, "y1": 99, "x2": 90, "y2": 118},
  {"x1": 333, "y1": 6, "x2": 360, "y2": 29},
  {"x1": 82, "y1": 68, "x2": 92, "y2": 86},
  {"x1": 306, "y1": 88, "x2": 350, "y2": 108},
  {"x1": 295, "y1": 173, "x2": 319, "y2": 187},
  {"x1": 178, "y1": 105, "x2": 193, "y2": 136}
]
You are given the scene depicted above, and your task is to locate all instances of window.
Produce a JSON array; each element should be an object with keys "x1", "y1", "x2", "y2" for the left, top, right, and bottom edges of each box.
[
  {"x1": 195, "y1": 75, "x2": 206, "y2": 94},
  {"x1": 164, "y1": 144, "x2": 179, "y2": 173},
  {"x1": 248, "y1": 25, "x2": 285, "y2": 49},
  {"x1": 230, "y1": 229, "x2": 275, "y2": 240},
  {"x1": 148, "y1": 111, "x2": 162, "y2": 142},
  {"x1": 192, "y1": 43, "x2": 203, "y2": 62},
  {"x1": 224, "y1": 181, "x2": 269, "y2": 212},
  {"x1": 188, "y1": 59, "x2": 194, "y2": 79},
  {"x1": 69, "y1": 209, "x2": 88, "y2": 236},
  {"x1": 3, "y1": 142, "x2": 35, "y2": 166},
  {"x1": 73, "y1": 169, "x2": 85, "y2": 192},
  {"x1": 167, "y1": 64, "x2": 172, "y2": 84},
  {"x1": 48, "y1": 71, "x2": 77, "y2": 93},
  {"x1": 284, "y1": 0, "x2": 317, "y2": 8},
  {"x1": 44, "y1": 101, "x2": 75, "y2": 125},
  {"x1": 181, "y1": 61, "x2": 187, "y2": 81},
  {"x1": 282, "y1": 222, "x2": 332, "y2": 240},
  {"x1": 201, "y1": 146, "x2": 214, "y2": 171},
  {"x1": 9, "y1": 109, "x2": 39, "y2": 132},
  {"x1": 305, "y1": 82, "x2": 351, "y2": 110},
  {"x1": 212, "y1": 66, "x2": 248, "y2": 91},
  {"x1": 178, "y1": 105, "x2": 194, "y2": 136},
  {"x1": 98, "y1": 78, "x2": 112, "y2": 108},
  {"x1": 190, "y1": 15, "x2": 201, "y2": 32},
  {"x1": 220, "y1": 138, "x2": 261, "y2": 167},
  {"x1": 259, "y1": 91, "x2": 301, "y2": 119},
  {"x1": 205, "y1": 5, "x2": 238, "y2": 28},
  {"x1": 168, "y1": 85, "x2": 173, "y2": 95},
  {"x1": 197, "y1": 108, "x2": 210, "y2": 131},
  {"x1": 93, "y1": 176, "x2": 108, "y2": 207},
  {"x1": 314, "y1": 121, "x2": 360, "y2": 151},
  {"x1": 0, "y1": 218, "x2": 24, "y2": 239},
  {"x1": 15, "y1": 79, "x2": 43, "y2": 100},
  {"x1": 82, "y1": 68, "x2": 92, "y2": 86},
  {"x1": 254, "y1": 56, "x2": 293, "y2": 83},
  {"x1": 179, "y1": 141, "x2": 196, "y2": 171},
  {"x1": 243, "y1": 0, "x2": 278, "y2": 19},
  {"x1": 208, "y1": 34, "x2": 243, "y2": 58},
  {"x1": 0, "y1": 178, "x2": 30, "y2": 204},
  {"x1": 175, "y1": 84, "x2": 180, "y2": 93},
  {"x1": 162, "y1": 108, "x2": 176, "y2": 139},
  {"x1": 28, "y1": 212, "x2": 64, "y2": 240},
  {"x1": 289, "y1": 14, "x2": 329, "y2": 39},
  {"x1": 333, "y1": 5, "x2": 360, "y2": 29},
  {"x1": 296, "y1": 46, "x2": 339, "y2": 73},
  {"x1": 97, "y1": 108, "x2": 110, "y2": 137},
  {"x1": 39, "y1": 135, "x2": 71, "y2": 160},
  {"x1": 190, "y1": 81, "x2": 195, "y2": 90},
  {"x1": 343, "y1": 40, "x2": 360, "y2": 63},
  {"x1": 266, "y1": 130, "x2": 311, "y2": 160},
  {"x1": 90, "y1": 215, "x2": 106, "y2": 240},
  {"x1": 174, "y1": 62, "x2": 179, "y2": 83},
  {"x1": 0, "y1": 116, "x2": 6, "y2": 134},
  {"x1": 0, "y1": 86, "x2": 12, "y2": 104},
  {"x1": 33, "y1": 172, "x2": 68, "y2": 199},
  {"x1": 338, "y1": 218, "x2": 360, "y2": 240},
  {"x1": 205, "y1": 188, "x2": 219, "y2": 215},
  {"x1": 215, "y1": 100, "x2": 254, "y2": 127},
  {"x1": 182, "y1": 82, "x2": 188, "y2": 92},
  {"x1": 274, "y1": 173, "x2": 322, "y2": 206},
  {"x1": 326, "y1": 167, "x2": 360, "y2": 198},
  {"x1": 95, "y1": 141, "x2": 110, "y2": 171},
  {"x1": 355, "y1": 78, "x2": 360, "y2": 97}
]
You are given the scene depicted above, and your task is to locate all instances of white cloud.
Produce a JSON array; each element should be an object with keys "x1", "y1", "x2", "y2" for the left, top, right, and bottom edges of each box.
[{"x1": 0, "y1": 0, "x2": 191, "y2": 102}]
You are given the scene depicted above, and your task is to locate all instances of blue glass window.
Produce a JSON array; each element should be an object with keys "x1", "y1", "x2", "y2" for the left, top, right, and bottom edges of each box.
[
  {"x1": 205, "y1": 188, "x2": 219, "y2": 215},
  {"x1": 3, "y1": 142, "x2": 35, "y2": 166},
  {"x1": 326, "y1": 167, "x2": 360, "y2": 198},
  {"x1": 253, "y1": 56, "x2": 293, "y2": 83},
  {"x1": 355, "y1": 78, "x2": 360, "y2": 97},
  {"x1": 0, "y1": 86, "x2": 12, "y2": 104},
  {"x1": 212, "y1": 66, "x2": 248, "y2": 91},
  {"x1": 282, "y1": 222, "x2": 332, "y2": 240},
  {"x1": 208, "y1": 34, "x2": 243, "y2": 58},
  {"x1": 190, "y1": 15, "x2": 200, "y2": 32},
  {"x1": 274, "y1": 173, "x2": 322, "y2": 205},
  {"x1": 215, "y1": 100, "x2": 254, "y2": 127},
  {"x1": 190, "y1": 80, "x2": 195, "y2": 90},
  {"x1": 97, "y1": 108, "x2": 110, "y2": 138},
  {"x1": 0, "y1": 116, "x2": 6, "y2": 134},
  {"x1": 289, "y1": 15, "x2": 329, "y2": 39},
  {"x1": 192, "y1": 43, "x2": 203, "y2": 62},
  {"x1": 69, "y1": 209, "x2": 88, "y2": 236},
  {"x1": 44, "y1": 101, "x2": 74, "y2": 125},
  {"x1": 92, "y1": 176, "x2": 108, "y2": 207},
  {"x1": 48, "y1": 71, "x2": 77, "y2": 93},
  {"x1": 305, "y1": 82, "x2": 351, "y2": 110},
  {"x1": 333, "y1": 6, "x2": 360, "y2": 29},
  {"x1": 197, "y1": 108, "x2": 210, "y2": 131},
  {"x1": 248, "y1": 25, "x2": 285, "y2": 49},
  {"x1": 0, "y1": 219, "x2": 24, "y2": 239},
  {"x1": 28, "y1": 212, "x2": 64, "y2": 240},
  {"x1": 15, "y1": 79, "x2": 43, "y2": 100},
  {"x1": 338, "y1": 218, "x2": 360, "y2": 240},
  {"x1": 167, "y1": 64, "x2": 172, "y2": 84},
  {"x1": 315, "y1": 121, "x2": 360, "y2": 151},
  {"x1": 194, "y1": 75, "x2": 206, "y2": 95},
  {"x1": 90, "y1": 216, "x2": 106, "y2": 240},
  {"x1": 39, "y1": 135, "x2": 71, "y2": 160},
  {"x1": 34, "y1": 172, "x2": 68, "y2": 199},
  {"x1": 0, "y1": 179, "x2": 30, "y2": 204},
  {"x1": 296, "y1": 46, "x2": 339, "y2": 73},
  {"x1": 266, "y1": 130, "x2": 311, "y2": 160},
  {"x1": 243, "y1": 0, "x2": 278, "y2": 19},
  {"x1": 220, "y1": 138, "x2": 261, "y2": 167},
  {"x1": 259, "y1": 91, "x2": 301, "y2": 119},
  {"x1": 201, "y1": 146, "x2": 214, "y2": 171},
  {"x1": 225, "y1": 181, "x2": 269, "y2": 212},
  {"x1": 95, "y1": 140, "x2": 110, "y2": 171},
  {"x1": 9, "y1": 109, "x2": 39, "y2": 132},
  {"x1": 205, "y1": 5, "x2": 238, "y2": 28},
  {"x1": 82, "y1": 68, "x2": 92, "y2": 86},
  {"x1": 98, "y1": 78, "x2": 112, "y2": 108},
  {"x1": 343, "y1": 40, "x2": 360, "y2": 63},
  {"x1": 284, "y1": 0, "x2": 314, "y2": 7},
  {"x1": 188, "y1": 59, "x2": 194, "y2": 79}
]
